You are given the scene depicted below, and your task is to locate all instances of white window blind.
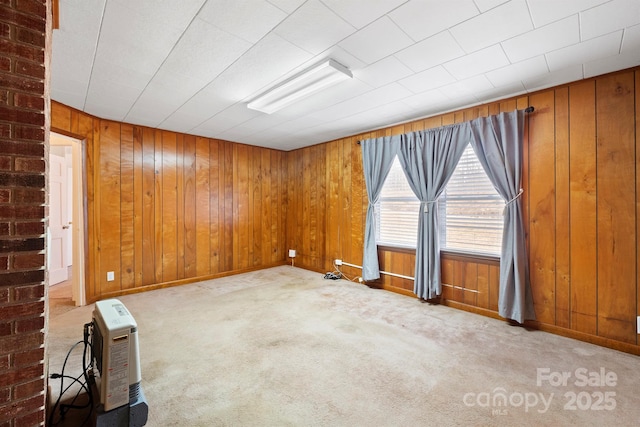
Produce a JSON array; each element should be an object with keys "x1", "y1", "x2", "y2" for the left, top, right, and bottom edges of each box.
[{"x1": 375, "y1": 144, "x2": 505, "y2": 256}]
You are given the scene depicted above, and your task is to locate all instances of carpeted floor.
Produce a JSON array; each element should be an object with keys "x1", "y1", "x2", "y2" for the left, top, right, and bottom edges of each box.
[{"x1": 47, "y1": 266, "x2": 640, "y2": 426}]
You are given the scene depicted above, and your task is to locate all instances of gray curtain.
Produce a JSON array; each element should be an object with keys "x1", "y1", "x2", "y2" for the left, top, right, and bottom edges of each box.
[
  {"x1": 361, "y1": 135, "x2": 399, "y2": 281},
  {"x1": 397, "y1": 124, "x2": 470, "y2": 300},
  {"x1": 469, "y1": 110, "x2": 535, "y2": 323}
]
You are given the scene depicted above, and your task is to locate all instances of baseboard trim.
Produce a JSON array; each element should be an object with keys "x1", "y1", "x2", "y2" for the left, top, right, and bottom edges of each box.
[
  {"x1": 442, "y1": 299, "x2": 640, "y2": 356},
  {"x1": 91, "y1": 261, "x2": 288, "y2": 303}
]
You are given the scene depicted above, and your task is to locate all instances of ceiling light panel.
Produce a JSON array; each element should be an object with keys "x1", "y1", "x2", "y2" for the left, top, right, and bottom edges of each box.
[{"x1": 247, "y1": 59, "x2": 353, "y2": 114}]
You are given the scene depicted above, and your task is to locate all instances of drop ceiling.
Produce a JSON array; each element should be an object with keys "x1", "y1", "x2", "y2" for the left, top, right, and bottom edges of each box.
[{"x1": 51, "y1": 0, "x2": 640, "y2": 151}]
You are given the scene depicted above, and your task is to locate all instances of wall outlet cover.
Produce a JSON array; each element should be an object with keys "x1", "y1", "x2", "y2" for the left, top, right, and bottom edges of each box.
[
  {"x1": 107, "y1": 271, "x2": 115, "y2": 282},
  {"x1": 335, "y1": 259, "x2": 342, "y2": 266}
]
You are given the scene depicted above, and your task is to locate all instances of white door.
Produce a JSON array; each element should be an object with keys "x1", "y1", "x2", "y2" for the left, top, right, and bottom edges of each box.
[{"x1": 49, "y1": 153, "x2": 69, "y2": 285}]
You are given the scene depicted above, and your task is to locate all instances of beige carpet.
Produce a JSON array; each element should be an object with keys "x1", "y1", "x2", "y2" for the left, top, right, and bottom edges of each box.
[{"x1": 47, "y1": 266, "x2": 640, "y2": 426}]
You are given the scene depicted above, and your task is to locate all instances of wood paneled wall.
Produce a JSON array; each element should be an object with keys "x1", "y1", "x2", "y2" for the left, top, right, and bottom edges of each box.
[
  {"x1": 286, "y1": 67, "x2": 640, "y2": 354},
  {"x1": 49, "y1": 66, "x2": 640, "y2": 354},
  {"x1": 51, "y1": 102, "x2": 287, "y2": 302}
]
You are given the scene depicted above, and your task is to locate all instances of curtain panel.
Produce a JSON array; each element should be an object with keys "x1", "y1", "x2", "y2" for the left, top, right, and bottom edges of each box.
[
  {"x1": 359, "y1": 108, "x2": 534, "y2": 323},
  {"x1": 360, "y1": 135, "x2": 399, "y2": 281},
  {"x1": 470, "y1": 110, "x2": 536, "y2": 323},
  {"x1": 396, "y1": 124, "x2": 470, "y2": 300}
]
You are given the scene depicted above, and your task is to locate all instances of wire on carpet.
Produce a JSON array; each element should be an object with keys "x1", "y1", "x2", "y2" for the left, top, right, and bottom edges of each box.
[
  {"x1": 48, "y1": 322, "x2": 95, "y2": 426},
  {"x1": 324, "y1": 261, "x2": 361, "y2": 282}
]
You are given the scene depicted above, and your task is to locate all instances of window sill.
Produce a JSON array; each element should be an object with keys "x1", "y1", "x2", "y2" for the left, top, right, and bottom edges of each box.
[{"x1": 377, "y1": 244, "x2": 500, "y2": 266}]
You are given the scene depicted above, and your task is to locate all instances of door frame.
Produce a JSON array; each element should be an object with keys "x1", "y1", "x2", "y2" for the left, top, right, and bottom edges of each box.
[{"x1": 50, "y1": 130, "x2": 89, "y2": 306}]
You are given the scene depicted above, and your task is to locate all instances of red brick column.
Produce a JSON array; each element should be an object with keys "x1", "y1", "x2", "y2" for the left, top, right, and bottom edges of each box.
[{"x1": 0, "y1": 0, "x2": 49, "y2": 426}]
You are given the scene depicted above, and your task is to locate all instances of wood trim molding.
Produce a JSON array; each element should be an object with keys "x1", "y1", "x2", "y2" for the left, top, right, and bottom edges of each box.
[{"x1": 52, "y1": 0, "x2": 59, "y2": 29}]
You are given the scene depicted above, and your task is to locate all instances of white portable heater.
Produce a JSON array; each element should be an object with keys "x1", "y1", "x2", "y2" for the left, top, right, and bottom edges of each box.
[{"x1": 92, "y1": 299, "x2": 148, "y2": 426}]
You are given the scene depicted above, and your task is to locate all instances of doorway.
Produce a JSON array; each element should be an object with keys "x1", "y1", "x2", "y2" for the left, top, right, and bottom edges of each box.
[{"x1": 49, "y1": 132, "x2": 86, "y2": 308}]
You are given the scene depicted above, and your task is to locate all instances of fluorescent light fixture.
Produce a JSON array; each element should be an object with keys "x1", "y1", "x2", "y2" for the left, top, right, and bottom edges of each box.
[{"x1": 247, "y1": 59, "x2": 353, "y2": 114}]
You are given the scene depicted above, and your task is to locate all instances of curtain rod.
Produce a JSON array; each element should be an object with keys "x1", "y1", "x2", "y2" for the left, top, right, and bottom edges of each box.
[{"x1": 356, "y1": 106, "x2": 535, "y2": 144}]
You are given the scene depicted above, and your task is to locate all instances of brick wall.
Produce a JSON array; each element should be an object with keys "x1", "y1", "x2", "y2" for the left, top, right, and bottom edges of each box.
[{"x1": 0, "y1": 0, "x2": 49, "y2": 426}]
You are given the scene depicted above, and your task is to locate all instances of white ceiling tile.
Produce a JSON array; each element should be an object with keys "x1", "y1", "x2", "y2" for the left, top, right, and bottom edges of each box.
[
  {"x1": 473, "y1": 0, "x2": 509, "y2": 13},
  {"x1": 276, "y1": 79, "x2": 372, "y2": 116},
  {"x1": 51, "y1": 0, "x2": 640, "y2": 151},
  {"x1": 273, "y1": 0, "x2": 355, "y2": 54},
  {"x1": 522, "y1": 64, "x2": 584, "y2": 92},
  {"x1": 125, "y1": 72, "x2": 209, "y2": 126},
  {"x1": 450, "y1": 0, "x2": 533, "y2": 52},
  {"x1": 402, "y1": 89, "x2": 450, "y2": 111},
  {"x1": 160, "y1": 86, "x2": 232, "y2": 132},
  {"x1": 92, "y1": 57, "x2": 153, "y2": 93},
  {"x1": 438, "y1": 75, "x2": 493, "y2": 100},
  {"x1": 622, "y1": 24, "x2": 640, "y2": 53},
  {"x1": 475, "y1": 81, "x2": 526, "y2": 104},
  {"x1": 443, "y1": 45, "x2": 510, "y2": 80},
  {"x1": 527, "y1": 0, "x2": 607, "y2": 27},
  {"x1": 339, "y1": 16, "x2": 415, "y2": 64},
  {"x1": 395, "y1": 31, "x2": 465, "y2": 72},
  {"x1": 158, "y1": 110, "x2": 206, "y2": 134},
  {"x1": 83, "y1": 81, "x2": 144, "y2": 122},
  {"x1": 399, "y1": 66, "x2": 456, "y2": 93},
  {"x1": 50, "y1": 0, "x2": 106, "y2": 110},
  {"x1": 267, "y1": 116, "x2": 325, "y2": 135},
  {"x1": 59, "y1": 0, "x2": 106, "y2": 25},
  {"x1": 195, "y1": 104, "x2": 261, "y2": 134},
  {"x1": 161, "y1": 19, "x2": 251, "y2": 84},
  {"x1": 580, "y1": 0, "x2": 640, "y2": 41},
  {"x1": 546, "y1": 31, "x2": 623, "y2": 71},
  {"x1": 198, "y1": 0, "x2": 286, "y2": 43},
  {"x1": 310, "y1": 83, "x2": 413, "y2": 122},
  {"x1": 389, "y1": 0, "x2": 479, "y2": 42},
  {"x1": 266, "y1": 0, "x2": 306, "y2": 14},
  {"x1": 216, "y1": 33, "x2": 313, "y2": 101},
  {"x1": 502, "y1": 15, "x2": 580, "y2": 63},
  {"x1": 584, "y1": 51, "x2": 640, "y2": 78},
  {"x1": 50, "y1": 34, "x2": 95, "y2": 107},
  {"x1": 485, "y1": 55, "x2": 548, "y2": 87},
  {"x1": 356, "y1": 57, "x2": 414, "y2": 88},
  {"x1": 109, "y1": 0, "x2": 205, "y2": 31},
  {"x1": 99, "y1": 2, "x2": 186, "y2": 58},
  {"x1": 320, "y1": 0, "x2": 407, "y2": 29}
]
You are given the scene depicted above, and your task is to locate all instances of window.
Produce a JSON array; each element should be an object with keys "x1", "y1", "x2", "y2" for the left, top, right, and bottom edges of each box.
[{"x1": 375, "y1": 144, "x2": 505, "y2": 256}]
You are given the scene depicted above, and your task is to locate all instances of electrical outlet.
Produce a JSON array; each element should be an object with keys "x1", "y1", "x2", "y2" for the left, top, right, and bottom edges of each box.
[
  {"x1": 335, "y1": 259, "x2": 342, "y2": 266},
  {"x1": 288, "y1": 249, "x2": 296, "y2": 258},
  {"x1": 637, "y1": 316, "x2": 640, "y2": 334},
  {"x1": 107, "y1": 271, "x2": 115, "y2": 282}
]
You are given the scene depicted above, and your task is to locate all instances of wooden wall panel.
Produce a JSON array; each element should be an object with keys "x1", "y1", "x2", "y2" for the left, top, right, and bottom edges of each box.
[
  {"x1": 133, "y1": 127, "x2": 144, "y2": 288},
  {"x1": 595, "y1": 72, "x2": 636, "y2": 343},
  {"x1": 162, "y1": 132, "x2": 178, "y2": 282},
  {"x1": 98, "y1": 121, "x2": 122, "y2": 293},
  {"x1": 50, "y1": 102, "x2": 287, "y2": 303},
  {"x1": 176, "y1": 134, "x2": 185, "y2": 279},
  {"x1": 528, "y1": 91, "x2": 556, "y2": 324},
  {"x1": 183, "y1": 135, "x2": 197, "y2": 278},
  {"x1": 568, "y1": 81, "x2": 598, "y2": 336},
  {"x1": 141, "y1": 128, "x2": 156, "y2": 286},
  {"x1": 154, "y1": 130, "x2": 164, "y2": 283},
  {"x1": 284, "y1": 66, "x2": 640, "y2": 355},
  {"x1": 209, "y1": 139, "x2": 220, "y2": 274},
  {"x1": 637, "y1": 71, "x2": 640, "y2": 347},
  {"x1": 120, "y1": 125, "x2": 135, "y2": 289},
  {"x1": 554, "y1": 87, "x2": 570, "y2": 329},
  {"x1": 51, "y1": 65, "x2": 640, "y2": 355},
  {"x1": 195, "y1": 137, "x2": 210, "y2": 277}
]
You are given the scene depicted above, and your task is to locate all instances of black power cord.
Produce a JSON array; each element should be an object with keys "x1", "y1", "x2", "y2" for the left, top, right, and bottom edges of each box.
[{"x1": 48, "y1": 322, "x2": 95, "y2": 426}]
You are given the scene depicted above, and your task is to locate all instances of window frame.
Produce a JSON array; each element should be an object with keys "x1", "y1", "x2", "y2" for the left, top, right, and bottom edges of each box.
[{"x1": 374, "y1": 148, "x2": 504, "y2": 261}]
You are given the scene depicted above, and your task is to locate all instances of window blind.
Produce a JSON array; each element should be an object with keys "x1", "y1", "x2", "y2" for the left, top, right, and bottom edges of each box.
[{"x1": 376, "y1": 145, "x2": 504, "y2": 255}]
